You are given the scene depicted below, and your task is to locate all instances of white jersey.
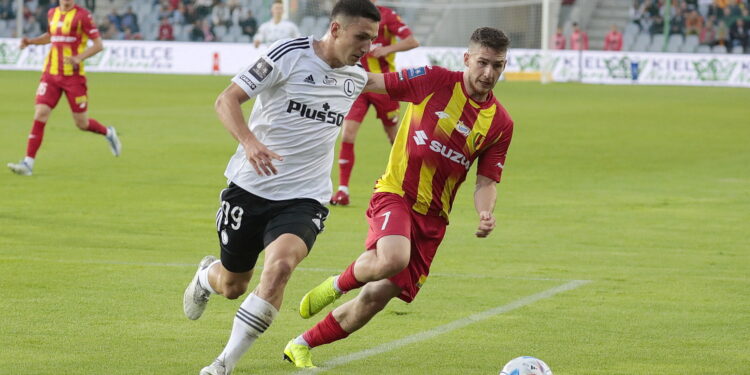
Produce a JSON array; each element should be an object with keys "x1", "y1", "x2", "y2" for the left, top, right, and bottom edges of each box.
[
  {"x1": 226, "y1": 36, "x2": 367, "y2": 204},
  {"x1": 253, "y1": 20, "x2": 301, "y2": 46}
]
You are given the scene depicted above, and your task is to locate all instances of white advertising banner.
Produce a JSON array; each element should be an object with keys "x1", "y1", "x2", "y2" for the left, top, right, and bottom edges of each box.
[
  {"x1": 0, "y1": 38, "x2": 262, "y2": 75},
  {"x1": 2, "y1": 38, "x2": 749, "y2": 88}
]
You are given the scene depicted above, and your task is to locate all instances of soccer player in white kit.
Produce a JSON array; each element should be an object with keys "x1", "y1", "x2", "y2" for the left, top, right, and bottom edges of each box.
[
  {"x1": 181, "y1": 1, "x2": 380, "y2": 374},
  {"x1": 253, "y1": 0, "x2": 301, "y2": 48}
]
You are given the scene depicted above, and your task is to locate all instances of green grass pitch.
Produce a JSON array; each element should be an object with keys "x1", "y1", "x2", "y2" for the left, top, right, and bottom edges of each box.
[{"x1": 0, "y1": 70, "x2": 748, "y2": 374}]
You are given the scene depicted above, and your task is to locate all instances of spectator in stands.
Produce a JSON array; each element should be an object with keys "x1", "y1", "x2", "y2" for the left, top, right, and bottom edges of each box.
[
  {"x1": 36, "y1": 0, "x2": 51, "y2": 32},
  {"x1": 570, "y1": 22, "x2": 589, "y2": 50},
  {"x1": 158, "y1": 16, "x2": 175, "y2": 41},
  {"x1": 716, "y1": 19, "x2": 730, "y2": 45},
  {"x1": 194, "y1": 0, "x2": 212, "y2": 18},
  {"x1": 727, "y1": 0, "x2": 743, "y2": 17},
  {"x1": 730, "y1": 17, "x2": 748, "y2": 51},
  {"x1": 158, "y1": 4, "x2": 172, "y2": 22},
  {"x1": 211, "y1": 1, "x2": 231, "y2": 28},
  {"x1": 239, "y1": 9, "x2": 258, "y2": 38},
  {"x1": 253, "y1": 0, "x2": 300, "y2": 48},
  {"x1": 650, "y1": 15, "x2": 665, "y2": 35},
  {"x1": 0, "y1": 0, "x2": 15, "y2": 20},
  {"x1": 742, "y1": 7, "x2": 750, "y2": 24},
  {"x1": 554, "y1": 27, "x2": 565, "y2": 49},
  {"x1": 123, "y1": 26, "x2": 143, "y2": 40},
  {"x1": 228, "y1": 0, "x2": 242, "y2": 26},
  {"x1": 671, "y1": 9, "x2": 686, "y2": 35},
  {"x1": 645, "y1": 0, "x2": 660, "y2": 18},
  {"x1": 107, "y1": 8, "x2": 121, "y2": 31},
  {"x1": 190, "y1": 19, "x2": 205, "y2": 41},
  {"x1": 102, "y1": 21, "x2": 121, "y2": 40},
  {"x1": 200, "y1": 18, "x2": 215, "y2": 41},
  {"x1": 121, "y1": 6, "x2": 140, "y2": 34},
  {"x1": 685, "y1": 9, "x2": 704, "y2": 35},
  {"x1": 170, "y1": 3, "x2": 184, "y2": 25},
  {"x1": 700, "y1": 16, "x2": 718, "y2": 45},
  {"x1": 630, "y1": 0, "x2": 647, "y2": 31},
  {"x1": 604, "y1": 24, "x2": 623, "y2": 51},
  {"x1": 183, "y1": 3, "x2": 199, "y2": 26},
  {"x1": 717, "y1": 6, "x2": 738, "y2": 28}
]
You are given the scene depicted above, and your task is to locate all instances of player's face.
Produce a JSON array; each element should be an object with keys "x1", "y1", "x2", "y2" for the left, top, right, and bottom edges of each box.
[
  {"x1": 60, "y1": 0, "x2": 75, "y2": 10},
  {"x1": 464, "y1": 46, "x2": 507, "y2": 98},
  {"x1": 333, "y1": 17, "x2": 379, "y2": 66},
  {"x1": 271, "y1": 3, "x2": 283, "y2": 18}
]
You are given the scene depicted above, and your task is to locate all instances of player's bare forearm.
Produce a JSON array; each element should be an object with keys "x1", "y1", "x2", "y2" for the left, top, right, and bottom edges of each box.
[
  {"x1": 77, "y1": 37, "x2": 104, "y2": 60},
  {"x1": 389, "y1": 35, "x2": 420, "y2": 54},
  {"x1": 215, "y1": 83, "x2": 282, "y2": 175},
  {"x1": 215, "y1": 83, "x2": 254, "y2": 145},
  {"x1": 21, "y1": 33, "x2": 50, "y2": 48},
  {"x1": 364, "y1": 72, "x2": 387, "y2": 94},
  {"x1": 474, "y1": 175, "x2": 498, "y2": 238}
]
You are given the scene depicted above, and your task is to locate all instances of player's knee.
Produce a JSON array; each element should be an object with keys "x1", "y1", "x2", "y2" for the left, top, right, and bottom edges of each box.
[
  {"x1": 74, "y1": 119, "x2": 88, "y2": 130},
  {"x1": 34, "y1": 109, "x2": 51, "y2": 122}
]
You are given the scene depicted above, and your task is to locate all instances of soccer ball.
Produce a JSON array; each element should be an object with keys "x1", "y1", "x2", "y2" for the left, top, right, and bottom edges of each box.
[{"x1": 499, "y1": 356, "x2": 553, "y2": 375}]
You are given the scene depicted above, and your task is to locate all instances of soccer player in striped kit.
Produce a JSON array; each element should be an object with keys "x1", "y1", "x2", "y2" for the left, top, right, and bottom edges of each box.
[
  {"x1": 7, "y1": 0, "x2": 121, "y2": 176},
  {"x1": 284, "y1": 27, "x2": 514, "y2": 368},
  {"x1": 330, "y1": 0, "x2": 419, "y2": 206}
]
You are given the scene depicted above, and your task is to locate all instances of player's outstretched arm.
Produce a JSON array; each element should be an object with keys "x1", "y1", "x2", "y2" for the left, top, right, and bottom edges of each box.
[
  {"x1": 20, "y1": 33, "x2": 50, "y2": 49},
  {"x1": 64, "y1": 37, "x2": 103, "y2": 65},
  {"x1": 474, "y1": 175, "x2": 498, "y2": 238},
  {"x1": 370, "y1": 35, "x2": 419, "y2": 58},
  {"x1": 364, "y1": 72, "x2": 387, "y2": 94},
  {"x1": 215, "y1": 83, "x2": 283, "y2": 176}
]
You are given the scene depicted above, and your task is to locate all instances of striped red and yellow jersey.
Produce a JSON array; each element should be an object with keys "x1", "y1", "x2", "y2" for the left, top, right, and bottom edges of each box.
[
  {"x1": 360, "y1": 6, "x2": 412, "y2": 74},
  {"x1": 44, "y1": 5, "x2": 100, "y2": 77},
  {"x1": 376, "y1": 66, "x2": 514, "y2": 221}
]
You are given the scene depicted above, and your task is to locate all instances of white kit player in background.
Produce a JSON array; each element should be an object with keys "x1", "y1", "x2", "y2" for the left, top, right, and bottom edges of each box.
[
  {"x1": 253, "y1": 0, "x2": 301, "y2": 48},
  {"x1": 181, "y1": 1, "x2": 381, "y2": 374}
]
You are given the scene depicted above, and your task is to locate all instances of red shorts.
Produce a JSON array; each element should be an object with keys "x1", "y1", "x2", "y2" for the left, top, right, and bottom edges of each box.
[
  {"x1": 35, "y1": 74, "x2": 89, "y2": 113},
  {"x1": 345, "y1": 92, "x2": 400, "y2": 127},
  {"x1": 364, "y1": 192, "x2": 447, "y2": 302}
]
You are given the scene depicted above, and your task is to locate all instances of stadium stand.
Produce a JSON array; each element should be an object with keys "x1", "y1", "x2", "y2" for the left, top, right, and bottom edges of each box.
[{"x1": 0, "y1": 0, "x2": 748, "y2": 54}]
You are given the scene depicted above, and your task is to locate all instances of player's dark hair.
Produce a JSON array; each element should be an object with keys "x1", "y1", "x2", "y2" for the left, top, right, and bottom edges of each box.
[
  {"x1": 331, "y1": 0, "x2": 381, "y2": 23},
  {"x1": 469, "y1": 27, "x2": 510, "y2": 52}
]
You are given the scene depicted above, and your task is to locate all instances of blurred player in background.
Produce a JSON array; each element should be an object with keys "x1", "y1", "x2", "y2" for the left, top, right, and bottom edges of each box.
[
  {"x1": 7, "y1": 0, "x2": 121, "y2": 176},
  {"x1": 253, "y1": 0, "x2": 301, "y2": 48},
  {"x1": 181, "y1": 1, "x2": 380, "y2": 374},
  {"x1": 283, "y1": 27, "x2": 514, "y2": 368},
  {"x1": 330, "y1": 0, "x2": 419, "y2": 206}
]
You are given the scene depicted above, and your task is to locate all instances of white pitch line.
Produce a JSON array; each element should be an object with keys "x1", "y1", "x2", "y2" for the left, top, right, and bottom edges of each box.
[{"x1": 295, "y1": 279, "x2": 591, "y2": 374}]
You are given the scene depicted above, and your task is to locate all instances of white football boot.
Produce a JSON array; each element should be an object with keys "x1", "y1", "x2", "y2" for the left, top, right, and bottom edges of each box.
[{"x1": 183, "y1": 255, "x2": 217, "y2": 320}]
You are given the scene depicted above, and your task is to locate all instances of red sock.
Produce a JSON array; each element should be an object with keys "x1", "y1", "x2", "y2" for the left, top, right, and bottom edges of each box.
[
  {"x1": 26, "y1": 120, "x2": 47, "y2": 158},
  {"x1": 302, "y1": 312, "x2": 350, "y2": 348},
  {"x1": 337, "y1": 261, "x2": 365, "y2": 292},
  {"x1": 338, "y1": 142, "x2": 355, "y2": 188},
  {"x1": 86, "y1": 118, "x2": 108, "y2": 135}
]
